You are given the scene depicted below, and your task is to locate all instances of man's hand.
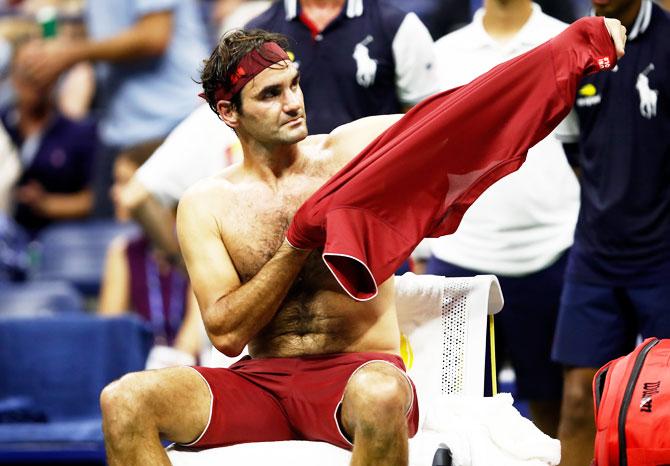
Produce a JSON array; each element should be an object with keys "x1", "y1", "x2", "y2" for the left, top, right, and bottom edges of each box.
[
  {"x1": 16, "y1": 39, "x2": 79, "y2": 88},
  {"x1": 604, "y1": 18, "x2": 627, "y2": 59}
]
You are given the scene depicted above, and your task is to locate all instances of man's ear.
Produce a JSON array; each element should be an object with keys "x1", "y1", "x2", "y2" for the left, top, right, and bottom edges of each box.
[{"x1": 217, "y1": 100, "x2": 239, "y2": 128}]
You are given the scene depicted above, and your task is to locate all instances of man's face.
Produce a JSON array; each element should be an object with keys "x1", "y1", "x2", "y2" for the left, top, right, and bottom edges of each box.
[
  {"x1": 235, "y1": 61, "x2": 308, "y2": 145},
  {"x1": 592, "y1": 0, "x2": 639, "y2": 21}
]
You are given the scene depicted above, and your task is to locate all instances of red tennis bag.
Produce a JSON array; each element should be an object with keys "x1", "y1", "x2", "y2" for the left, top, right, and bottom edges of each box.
[{"x1": 592, "y1": 337, "x2": 670, "y2": 466}]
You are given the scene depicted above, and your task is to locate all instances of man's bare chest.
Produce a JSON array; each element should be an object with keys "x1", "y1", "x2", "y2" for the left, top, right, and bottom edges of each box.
[{"x1": 221, "y1": 175, "x2": 325, "y2": 281}]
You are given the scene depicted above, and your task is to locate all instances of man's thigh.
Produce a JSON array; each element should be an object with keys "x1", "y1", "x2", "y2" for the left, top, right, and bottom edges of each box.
[
  {"x1": 104, "y1": 366, "x2": 212, "y2": 445},
  {"x1": 178, "y1": 366, "x2": 294, "y2": 449},
  {"x1": 628, "y1": 282, "x2": 670, "y2": 339},
  {"x1": 552, "y1": 281, "x2": 637, "y2": 368}
]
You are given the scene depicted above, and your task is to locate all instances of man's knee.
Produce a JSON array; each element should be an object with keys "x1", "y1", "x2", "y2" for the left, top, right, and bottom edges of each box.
[
  {"x1": 342, "y1": 363, "x2": 411, "y2": 430},
  {"x1": 100, "y1": 372, "x2": 156, "y2": 434},
  {"x1": 560, "y1": 368, "x2": 597, "y2": 435}
]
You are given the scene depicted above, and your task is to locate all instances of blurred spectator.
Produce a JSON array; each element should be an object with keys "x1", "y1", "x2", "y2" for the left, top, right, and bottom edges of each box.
[
  {"x1": 118, "y1": 104, "x2": 241, "y2": 269},
  {"x1": 2, "y1": 40, "x2": 96, "y2": 236},
  {"x1": 99, "y1": 147, "x2": 203, "y2": 368},
  {"x1": 213, "y1": 0, "x2": 272, "y2": 35},
  {"x1": 246, "y1": 0, "x2": 439, "y2": 135},
  {"x1": 388, "y1": 0, "x2": 470, "y2": 39},
  {"x1": 0, "y1": 116, "x2": 19, "y2": 215},
  {"x1": 15, "y1": 0, "x2": 209, "y2": 217},
  {"x1": 572, "y1": 0, "x2": 592, "y2": 16},
  {"x1": 0, "y1": 212, "x2": 29, "y2": 281},
  {"x1": 54, "y1": 13, "x2": 96, "y2": 121},
  {"x1": 471, "y1": 0, "x2": 577, "y2": 22},
  {"x1": 431, "y1": 0, "x2": 578, "y2": 438},
  {"x1": 551, "y1": 1, "x2": 670, "y2": 465}
]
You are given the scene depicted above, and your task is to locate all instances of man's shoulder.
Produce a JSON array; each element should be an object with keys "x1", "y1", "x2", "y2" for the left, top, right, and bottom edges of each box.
[{"x1": 180, "y1": 165, "x2": 240, "y2": 209}]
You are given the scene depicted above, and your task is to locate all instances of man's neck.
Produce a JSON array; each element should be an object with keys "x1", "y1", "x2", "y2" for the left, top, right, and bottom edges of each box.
[
  {"x1": 299, "y1": 0, "x2": 345, "y2": 31},
  {"x1": 482, "y1": 0, "x2": 533, "y2": 43},
  {"x1": 240, "y1": 137, "x2": 303, "y2": 184}
]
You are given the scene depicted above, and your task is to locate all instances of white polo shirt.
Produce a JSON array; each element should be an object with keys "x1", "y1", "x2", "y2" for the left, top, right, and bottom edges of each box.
[
  {"x1": 430, "y1": 4, "x2": 579, "y2": 276},
  {"x1": 135, "y1": 104, "x2": 241, "y2": 206}
]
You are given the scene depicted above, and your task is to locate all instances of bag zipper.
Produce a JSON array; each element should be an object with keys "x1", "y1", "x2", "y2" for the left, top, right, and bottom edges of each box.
[{"x1": 618, "y1": 338, "x2": 660, "y2": 466}]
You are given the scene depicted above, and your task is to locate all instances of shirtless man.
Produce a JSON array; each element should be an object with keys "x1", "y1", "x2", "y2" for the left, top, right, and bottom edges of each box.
[{"x1": 100, "y1": 22, "x2": 628, "y2": 466}]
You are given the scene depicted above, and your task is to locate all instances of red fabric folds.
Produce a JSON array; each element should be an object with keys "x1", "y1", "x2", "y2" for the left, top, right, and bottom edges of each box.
[{"x1": 286, "y1": 17, "x2": 617, "y2": 301}]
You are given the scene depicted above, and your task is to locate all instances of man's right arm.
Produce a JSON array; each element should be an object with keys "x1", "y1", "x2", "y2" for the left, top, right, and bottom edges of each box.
[
  {"x1": 18, "y1": 11, "x2": 173, "y2": 88},
  {"x1": 176, "y1": 185, "x2": 311, "y2": 357}
]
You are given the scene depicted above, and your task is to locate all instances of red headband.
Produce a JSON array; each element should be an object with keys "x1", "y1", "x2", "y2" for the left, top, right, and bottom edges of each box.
[{"x1": 200, "y1": 42, "x2": 290, "y2": 104}]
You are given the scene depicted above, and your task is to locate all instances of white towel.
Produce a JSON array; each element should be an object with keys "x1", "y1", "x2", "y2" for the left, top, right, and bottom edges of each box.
[{"x1": 414, "y1": 393, "x2": 560, "y2": 466}]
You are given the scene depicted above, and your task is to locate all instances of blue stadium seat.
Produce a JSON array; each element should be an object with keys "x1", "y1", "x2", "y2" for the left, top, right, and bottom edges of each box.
[
  {"x1": 0, "y1": 314, "x2": 152, "y2": 461},
  {"x1": 34, "y1": 220, "x2": 140, "y2": 296},
  {"x1": 0, "y1": 280, "x2": 84, "y2": 315}
]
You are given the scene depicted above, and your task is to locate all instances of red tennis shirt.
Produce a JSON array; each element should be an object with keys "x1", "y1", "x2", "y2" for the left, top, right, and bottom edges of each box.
[{"x1": 286, "y1": 17, "x2": 618, "y2": 301}]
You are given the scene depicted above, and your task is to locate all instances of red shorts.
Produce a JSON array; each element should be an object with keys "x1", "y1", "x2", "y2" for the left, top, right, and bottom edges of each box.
[{"x1": 182, "y1": 352, "x2": 419, "y2": 450}]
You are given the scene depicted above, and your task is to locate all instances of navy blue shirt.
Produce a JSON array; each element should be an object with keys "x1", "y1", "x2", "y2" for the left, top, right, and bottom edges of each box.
[
  {"x1": 247, "y1": 0, "x2": 433, "y2": 135},
  {"x1": 567, "y1": 2, "x2": 670, "y2": 286},
  {"x1": 1, "y1": 108, "x2": 97, "y2": 232}
]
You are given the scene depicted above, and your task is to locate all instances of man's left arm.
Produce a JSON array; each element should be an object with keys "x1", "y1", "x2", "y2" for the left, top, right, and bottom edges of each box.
[{"x1": 392, "y1": 12, "x2": 440, "y2": 111}]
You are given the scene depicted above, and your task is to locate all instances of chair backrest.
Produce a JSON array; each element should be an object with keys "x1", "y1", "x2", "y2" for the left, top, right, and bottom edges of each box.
[
  {"x1": 33, "y1": 220, "x2": 140, "y2": 295},
  {"x1": 0, "y1": 280, "x2": 84, "y2": 315},
  {"x1": 394, "y1": 273, "x2": 503, "y2": 419},
  {"x1": 0, "y1": 314, "x2": 152, "y2": 421}
]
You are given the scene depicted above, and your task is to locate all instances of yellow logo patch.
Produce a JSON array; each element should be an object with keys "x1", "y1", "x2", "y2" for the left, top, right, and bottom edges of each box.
[
  {"x1": 579, "y1": 84, "x2": 597, "y2": 97},
  {"x1": 287, "y1": 51, "x2": 295, "y2": 61}
]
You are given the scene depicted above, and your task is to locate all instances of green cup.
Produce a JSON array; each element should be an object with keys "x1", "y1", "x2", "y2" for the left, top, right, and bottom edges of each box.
[{"x1": 36, "y1": 6, "x2": 58, "y2": 39}]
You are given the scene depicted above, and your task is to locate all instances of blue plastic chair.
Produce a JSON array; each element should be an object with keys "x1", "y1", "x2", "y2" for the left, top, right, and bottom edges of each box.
[
  {"x1": 0, "y1": 314, "x2": 152, "y2": 461},
  {"x1": 34, "y1": 220, "x2": 140, "y2": 296},
  {"x1": 0, "y1": 280, "x2": 84, "y2": 315}
]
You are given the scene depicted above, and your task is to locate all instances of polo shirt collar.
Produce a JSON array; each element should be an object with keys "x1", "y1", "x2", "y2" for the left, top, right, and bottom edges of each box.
[
  {"x1": 470, "y1": 3, "x2": 547, "y2": 51},
  {"x1": 284, "y1": 0, "x2": 363, "y2": 20},
  {"x1": 590, "y1": 0, "x2": 652, "y2": 41}
]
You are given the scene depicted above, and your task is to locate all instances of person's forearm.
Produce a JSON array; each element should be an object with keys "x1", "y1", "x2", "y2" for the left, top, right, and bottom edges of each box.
[
  {"x1": 205, "y1": 242, "x2": 310, "y2": 356},
  {"x1": 131, "y1": 195, "x2": 185, "y2": 270},
  {"x1": 69, "y1": 12, "x2": 172, "y2": 64},
  {"x1": 41, "y1": 190, "x2": 93, "y2": 219}
]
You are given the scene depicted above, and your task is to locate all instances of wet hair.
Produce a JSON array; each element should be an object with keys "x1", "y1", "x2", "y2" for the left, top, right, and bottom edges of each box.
[{"x1": 199, "y1": 29, "x2": 290, "y2": 115}]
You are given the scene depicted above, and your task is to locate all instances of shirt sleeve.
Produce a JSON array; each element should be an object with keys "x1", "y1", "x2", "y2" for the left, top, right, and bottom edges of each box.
[
  {"x1": 135, "y1": 0, "x2": 178, "y2": 17},
  {"x1": 288, "y1": 17, "x2": 617, "y2": 300},
  {"x1": 392, "y1": 12, "x2": 440, "y2": 105}
]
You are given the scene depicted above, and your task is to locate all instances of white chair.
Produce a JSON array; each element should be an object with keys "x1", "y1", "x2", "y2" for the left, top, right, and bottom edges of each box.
[{"x1": 167, "y1": 273, "x2": 504, "y2": 466}]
